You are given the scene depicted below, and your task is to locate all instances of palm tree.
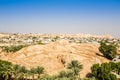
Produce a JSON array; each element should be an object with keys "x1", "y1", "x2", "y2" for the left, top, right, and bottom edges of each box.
[
  {"x1": 0, "y1": 60, "x2": 14, "y2": 80},
  {"x1": 36, "y1": 66, "x2": 44, "y2": 79},
  {"x1": 30, "y1": 67, "x2": 37, "y2": 80},
  {"x1": 58, "y1": 71, "x2": 68, "y2": 78},
  {"x1": 1, "y1": 68, "x2": 13, "y2": 80},
  {"x1": 67, "y1": 60, "x2": 82, "y2": 76},
  {"x1": 19, "y1": 66, "x2": 27, "y2": 80},
  {"x1": 13, "y1": 64, "x2": 21, "y2": 80}
]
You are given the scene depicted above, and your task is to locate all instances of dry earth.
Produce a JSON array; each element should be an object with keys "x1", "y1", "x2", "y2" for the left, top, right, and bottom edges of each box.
[
  {"x1": 0, "y1": 33, "x2": 9, "y2": 38},
  {"x1": 0, "y1": 40, "x2": 109, "y2": 78}
]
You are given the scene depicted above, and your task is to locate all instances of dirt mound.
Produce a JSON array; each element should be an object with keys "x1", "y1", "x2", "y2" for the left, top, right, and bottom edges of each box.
[{"x1": 0, "y1": 40, "x2": 109, "y2": 78}]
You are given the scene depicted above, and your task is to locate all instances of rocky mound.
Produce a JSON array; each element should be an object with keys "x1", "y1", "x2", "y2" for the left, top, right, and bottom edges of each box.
[{"x1": 0, "y1": 40, "x2": 109, "y2": 78}]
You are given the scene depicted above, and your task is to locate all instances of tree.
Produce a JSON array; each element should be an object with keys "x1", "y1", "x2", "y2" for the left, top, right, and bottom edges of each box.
[
  {"x1": 19, "y1": 66, "x2": 28, "y2": 80},
  {"x1": 58, "y1": 71, "x2": 68, "y2": 78},
  {"x1": 91, "y1": 64, "x2": 100, "y2": 78},
  {"x1": 36, "y1": 66, "x2": 44, "y2": 79},
  {"x1": 109, "y1": 73, "x2": 117, "y2": 80},
  {"x1": 91, "y1": 62, "x2": 118, "y2": 80},
  {"x1": 2, "y1": 45, "x2": 28, "y2": 53},
  {"x1": 30, "y1": 67, "x2": 37, "y2": 79},
  {"x1": 99, "y1": 42, "x2": 117, "y2": 60},
  {"x1": 116, "y1": 62, "x2": 120, "y2": 75},
  {"x1": 67, "y1": 60, "x2": 82, "y2": 76},
  {"x1": 39, "y1": 75, "x2": 58, "y2": 80},
  {"x1": 66, "y1": 71, "x2": 75, "y2": 78},
  {"x1": 108, "y1": 62, "x2": 116, "y2": 70},
  {"x1": 100, "y1": 63, "x2": 111, "y2": 80},
  {"x1": 0, "y1": 60, "x2": 14, "y2": 80},
  {"x1": 13, "y1": 64, "x2": 21, "y2": 80}
]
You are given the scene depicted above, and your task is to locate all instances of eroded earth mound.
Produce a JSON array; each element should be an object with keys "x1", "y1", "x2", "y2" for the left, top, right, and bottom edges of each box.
[{"x1": 0, "y1": 40, "x2": 109, "y2": 78}]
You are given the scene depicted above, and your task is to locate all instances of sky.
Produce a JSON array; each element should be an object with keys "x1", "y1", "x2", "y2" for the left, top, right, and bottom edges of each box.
[{"x1": 0, "y1": 0, "x2": 120, "y2": 37}]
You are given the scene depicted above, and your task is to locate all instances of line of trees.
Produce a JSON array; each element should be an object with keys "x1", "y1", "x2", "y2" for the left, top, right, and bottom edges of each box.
[
  {"x1": 37, "y1": 60, "x2": 83, "y2": 80},
  {"x1": 0, "y1": 45, "x2": 28, "y2": 53},
  {"x1": 0, "y1": 60, "x2": 84, "y2": 80},
  {"x1": 0, "y1": 60, "x2": 44, "y2": 80},
  {"x1": 1, "y1": 59, "x2": 120, "y2": 80}
]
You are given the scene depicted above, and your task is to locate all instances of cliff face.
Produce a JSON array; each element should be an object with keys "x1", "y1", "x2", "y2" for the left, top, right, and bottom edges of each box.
[{"x1": 0, "y1": 40, "x2": 109, "y2": 78}]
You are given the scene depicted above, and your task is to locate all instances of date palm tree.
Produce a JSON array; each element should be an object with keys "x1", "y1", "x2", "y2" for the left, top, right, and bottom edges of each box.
[
  {"x1": 67, "y1": 60, "x2": 82, "y2": 76},
  {"x1": 36, "y1": 66, "x2": 44, "y2": 79},
  {"x1": 30, "y1": 67, "x2": 37, "y2": 80},
  {"x1": 0, "y1": 60, "x2": 14, "y2": 80},
  {"x1": 19, "y1": 66, "x2": 27, "y2": 80},
  {"x1": 13, "y1": 64, "x2": 21, "y2": 80}
]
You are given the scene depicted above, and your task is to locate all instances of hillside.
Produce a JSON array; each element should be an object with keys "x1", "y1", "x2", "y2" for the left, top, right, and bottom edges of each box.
[
  {"x1": 0, "y1": 40, "x2": 109, "y2": 78},
  {"x1": 0, "y1": 33, "x2": 9, "y2": 38}
]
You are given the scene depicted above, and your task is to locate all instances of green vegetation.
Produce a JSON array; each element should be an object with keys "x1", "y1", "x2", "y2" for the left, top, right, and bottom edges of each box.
[
  {"x1": 0, "y1": 59, "x2": 44, "y2": 80},
  {"x1": 0, "y1": 60, "x2": 13, "y2": 80},
  {"x1": 67, "y1": 60, "x2": 83, "y2": 76},
  {"x1": 37, "y1": 40, "x2": 44, "y2": 45},
  {"x1": 39, "y1": 60, "x2": 83, "y2": 80},
  {"x1": 0, "y1": 59, "x2": 83, "y2": 80},
  {"x1": 1, "y1": 59, "x2": 120, "y2": 80},
  {"x1": 91, "y1": 62, "x2": 120, "y2": 80},
  {"x1": 1, "y1": 45, "x2": 28, "y2": 53},
  {"x1": 99, "y1": 41, "x2": 117, "y2": 60}
]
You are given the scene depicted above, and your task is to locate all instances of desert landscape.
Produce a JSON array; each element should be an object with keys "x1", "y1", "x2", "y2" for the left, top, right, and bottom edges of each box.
[
  {"x1": 0, "y1": 33, "x2": 120, "y2": 80},
  {"x1": 0, "y1": 0, "x2": 120, "y2": 79}
]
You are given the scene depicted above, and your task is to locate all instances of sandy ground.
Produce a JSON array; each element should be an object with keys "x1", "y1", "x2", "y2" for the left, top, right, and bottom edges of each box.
[{"x1": 0, "y1": 40, "x2": 109, "y2": 78}]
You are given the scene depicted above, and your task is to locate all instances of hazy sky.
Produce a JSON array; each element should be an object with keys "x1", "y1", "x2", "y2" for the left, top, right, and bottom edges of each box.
[{"x1": 0, "y1": 0, "x2": 120, "y2": 37}]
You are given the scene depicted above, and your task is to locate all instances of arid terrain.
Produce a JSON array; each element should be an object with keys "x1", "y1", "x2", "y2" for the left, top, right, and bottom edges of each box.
[{"x1": 0, "y1": 33, "x2": 119, "y2": 78}]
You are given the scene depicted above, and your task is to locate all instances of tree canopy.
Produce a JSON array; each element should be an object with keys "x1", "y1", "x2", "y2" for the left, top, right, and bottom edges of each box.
[
  {"x1": 99, "y1": 42, "x2": 117, "y2": 60},
  {"x1": 91, "y1": 62, "x2": 120, "y2": 80}
]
